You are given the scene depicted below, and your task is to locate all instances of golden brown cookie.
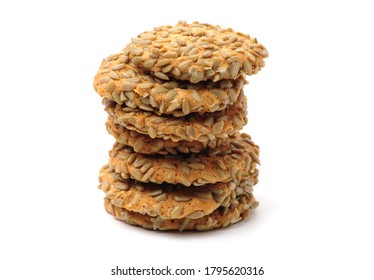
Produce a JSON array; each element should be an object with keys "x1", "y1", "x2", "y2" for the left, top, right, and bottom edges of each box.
[
  {"x1": 104, "y1": 193, "x2": 258, "y2": 231},
  {"x1": 94, "y1": 53, "x2": 245, "y2": 116},
  {"x1": 99, "y1": 164, "x2": 256, "y2": 219},
  {"x1": 103, "y1": 90, "x2": 247, "y2": 142},
  {"x1": 108, "y1": 133, "x2": 260, "y2": 187},
  {"x1": 106, "y1": 116, "x2": 249, "y2": 155},
  {"x1": 124, "y1": 21, "x2": 268, "y2": 83}
]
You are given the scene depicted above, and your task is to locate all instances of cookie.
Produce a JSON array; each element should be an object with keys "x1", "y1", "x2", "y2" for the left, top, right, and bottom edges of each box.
[
  {"x1": 124, "y1": 21, "x2": 268, "y2": 83},
  {"x1": 99, "y1": 164, "x2": 256, "y2": 219},
  {"x1": 94, "y1": 53, "x2": 245, "y2": 116},
  {"x1": 103, "y1": 90, "x2": 247, "y2": 142},
  {"x1": 107, "y1": 116, "x2": 223, "y2": 155},
  {"x1": 104, "y1": 193, "x2": 258, "y2": 231},
  {"x1": 108, "y1": 133, "x2": 260, "y2": 186}
]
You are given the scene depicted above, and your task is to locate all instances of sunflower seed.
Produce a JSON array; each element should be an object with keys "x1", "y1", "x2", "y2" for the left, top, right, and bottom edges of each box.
[
  {"x1": 246, "y1": 177, "x2": 255, "y2": 187},
  {"x1": 231, "y1": 153, "x2": 241, "y2": 159},
  {"x1": 181, "y1": 161, "x2": 191, "y2": 175},
  {"x1": 179, "y1": 218, "x2": 190, "y2": 232},
  {"x1": 133, "y1": 138, "x2": 145, "y2": 152},
  {"x1": 178, "y1": 177, "x2": 191, "y2": 186},
  {"x1": 185, "y1": 126, "x2": 195, "y2": 138},
  {"x1": 178, "y1": 60, "x2": 193, "y2": 71},
  {"x1": 162, "y1": 162, "x2": 176, "y2": 169},
  {"x1": 151, "y1": 86, "x2": 168, "y2": 94},
  {"x1": 161, "y1": 51, "x2": 178, "y2": 58},
  {"x1": 174, "y1": 195, "x2": 192, "y2": 202},
  {"x1": 140, "y1": 162, "x2": 152, "y2": 173},
  {"x1": 129, "y1": 192, "x2": 141, "y2": 205},
  {"x1": 111, "y1": 198, "x2": 124, "y2": 207},
  {"x1": 148, "y1": 127, "x2": 157, "y2": 138},
  {"x1": 166, "y1": 100, "x2": 180, "y2": 112},
  {"x1": 154, "y1": 72, "x2": 169, "y2": 80},
  {"x1": 112, "y1": 92, "x2": 121, "y2": 104},
  {"x1": 201, "y1": 50, "x2": 212, "y2": 58},
  {"x1": 131, "y1": 56, "x2": 142, "y2": 66},
  {"x1": 200, "y1": 173, "x2": 216, "y2": 182},
  {"x1": 155, "y1": 59, "x2": 171, "y2": 67},
  {"x1": 121, "y1": 82, "x2": 134, "y2": 91},
  {"x1": 119, "y1": 55, "x2": 129, "y2": 63},
  {"x1": 153, "y1": 216, "x2": 164, "y2": 230},
  {"x1": 132, "y1": 158, "x2": 147, "y2": 168},
  {"x1": 170, "y1": 205, "x2": 184, "y2": 218},
  {"x1": 99, "y1": 77, "x2": 111, "y2": 84},
  {"x1": 110, "y1": 63, "x2": 125, "y2": 71},
  {"x1": 230, "y1": 166, "x2": 238, "y2": 179},
  {"x1": 212, "y1": 190, "x2": 225, "y2": 202},
  {"x1": 190, "y1": 70, "x2": 204, "y2": 83},
  {"x1": 137, "y1": 83, "x2": 152, "y2": 90},
  {"x1": 134, "y1": 183, "x2": 144, "y2": 191},
  {"x1": 130, "y1": 169, "x2": 143, "y2": 181},
  {"x1": 141, "y1": 59, "x2": 156, "y2": 68},
  {"x1": 120, "y1": 161, "x2": 129, "y2": 173},
  {"x1": 119, "y1": 92, "x2": 128, "y2": 102},
  {"x1": 193, "y1": 191, "x2": 212, "y2": 199},
  {"x1": 108, "y1": 71, "x2": 119, "y2": 80},
  {"x1": 245, "y1": 157, "x2": 252, "y2": 172},
  {"x1": 177, "y1": 146, "x2": 190, "y2": 154},
  {"x1": 151, "y1": 117, "x2": 167, "y2": 124},
  {"x1": 127, "y1": 153, "x2": 137, "y2": 164},
  {"x1": 106, "y1": 54, "x2": 119, "y2": 61},
  {"x1": 155, "y1": 193, "x2": 167, "y2": 202},
  {"x1": 165, "y1": 147, "x2": 178, "y2": 155},
  {"x1": 189, "y1": 90, "x2": 202, "y2": 103},
  {"x1": 139, "y1": 104, "x2": 153, "y2": 111},
  {"x1": 171, "y1": 67, "x2": 181, "y2": 77},
  {"x1": 163, "y1": 90, "x2": 177, "y2": 101},
  {"x1": 116, "y1": 182, "x2": 130, "y2": 190},
  {"x1": 243, "y1": 60, "x2": 253, "y2": 73},
  {"x1": 198, "y1": 135, "x2": 209, "y2": 142},
  {"x1": 162, "y1": 64, "x2": 173, "y2": 73},
  {"x1": 148, "y1": 189, "x2": 163, "y2": 197},
  {"x1": 175, "y1": 127, "x2": 188, "y2": 138},
  {"x1": 212, "y1": 89, "x2": 228, "y2": 100},
  {"x1": 188, "y1": 163, "x2": 205, "y2": 170},
  {"x1": 221, "y1": 196, "x2": 231, "y2": 207},
  {"x1": 181, "y1": 99, "x2": 190, "y2": 115},
  {"x1": 229, "y1": 61, "x2": 241, "y2": 78},
  {"x1": 227, "y1": 56, "x2": 239, "y2": 63},
  {"x1": 100, "y1": 180, "x2": 110, "y2": 191},
  {"x1": 104, "y1": 80, "x2": 116, "y2": 91},
  {"x1": 141, "y1": 167, "x2": 155, "y2": 181},
  {"x1": 212, "y1": 121, "x2": 224, "y2": 134},
  {"x1": 132, "y1": 46, "x2": 144, "y2": 56},
  {"x1": 204, "y1": 69, "x2": 215, "y2": 77},
  {"x1": 176, "y1": 38, "x2": 186, "y2": 46},
  {"x1": 216, "y1": 159, "x2": 227, "y2": 171},
  {"x1": 229, "y1": 181, "x2": 237, "y2": 191},
  {"x1": 187, "y1": 211, "x2": 205, "y2": 219},
  {"x1": 250, "y1": 151, "x2": 260, "y2": 164}
]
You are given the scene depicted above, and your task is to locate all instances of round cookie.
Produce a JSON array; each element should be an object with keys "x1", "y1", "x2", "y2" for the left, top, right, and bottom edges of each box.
[
  {"x1": 106, "y1": 116, "x2": 246, "y2": 155},
  {"x1": 124, "y1": 21, "x2": 268, "y2": 83},
  {"x1": 103, "y1": 90, "x2": 247, "y2": 142},
  {"x1": 108, "y1": 133, "x2": 260, "y2": 187},
  {"x1": 94, "y1": 52, "x2": 245, "y2": 116},
  {"x1": 99, "y1": 164, "x2": 253, "y2": 219},
  {"x1": 104, "y1": 193, "x2": 258, "y2": 231}
]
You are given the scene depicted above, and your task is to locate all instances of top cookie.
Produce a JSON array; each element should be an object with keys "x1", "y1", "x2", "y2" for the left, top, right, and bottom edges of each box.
[{"x1": 124, "y1": 21, "x2": 268, "y2": 83}]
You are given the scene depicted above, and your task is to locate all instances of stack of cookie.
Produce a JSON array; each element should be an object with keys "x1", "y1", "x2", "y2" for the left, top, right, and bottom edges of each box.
[{"x1": 93, "y1": 21, "x2": 268, "y2": 231}]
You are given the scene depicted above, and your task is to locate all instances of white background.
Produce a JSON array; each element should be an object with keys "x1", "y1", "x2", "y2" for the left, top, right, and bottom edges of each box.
[{"x1": 1, "y1": 0, "x2": 373, "y2": 279}]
